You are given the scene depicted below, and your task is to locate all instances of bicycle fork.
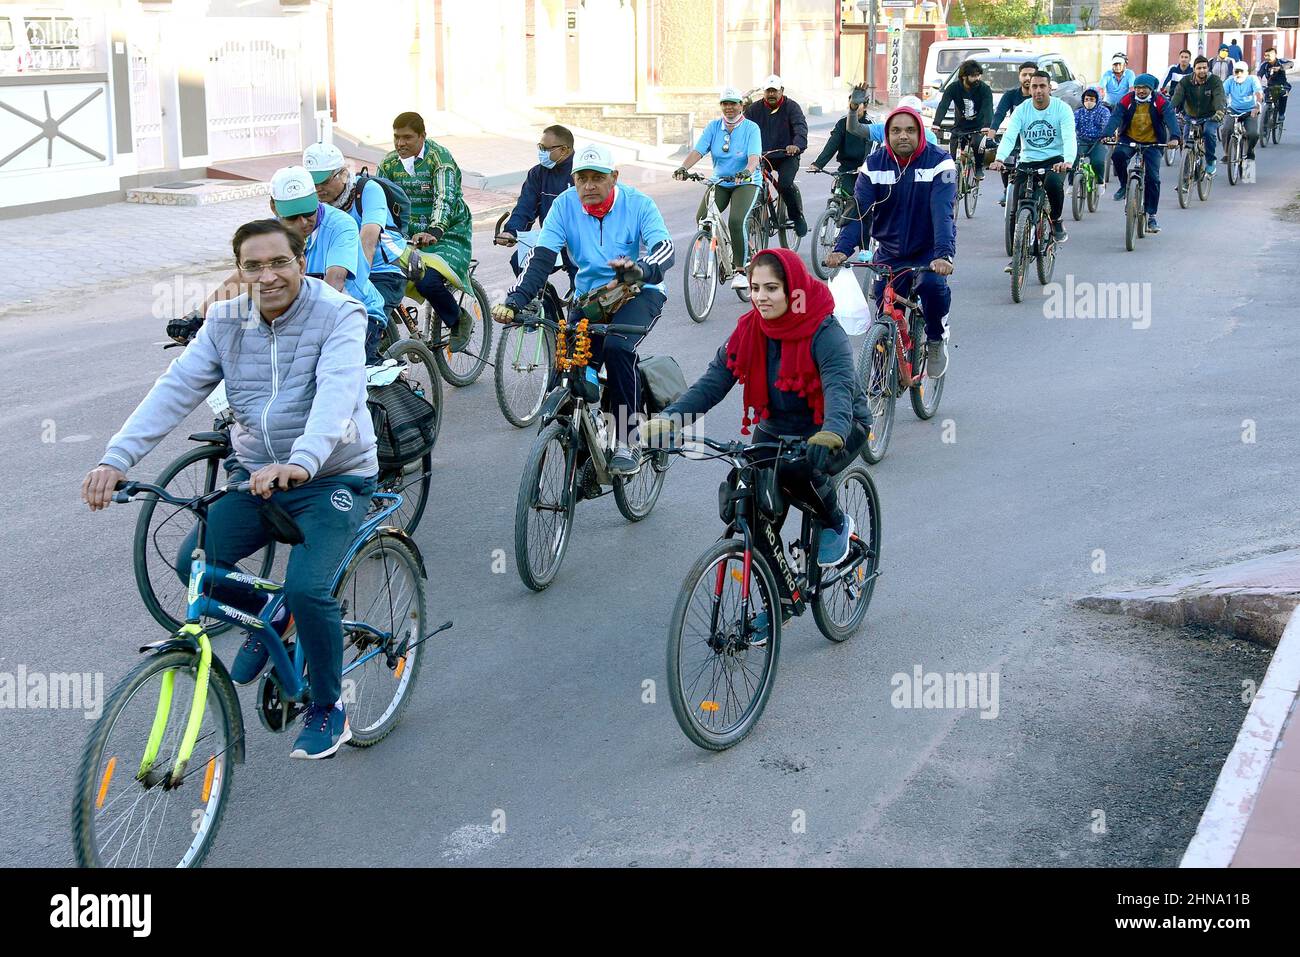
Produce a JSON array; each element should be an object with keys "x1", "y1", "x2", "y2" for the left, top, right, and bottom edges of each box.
[{"x1": 139, "y1": 622, "x2": 213, "y2": 790}]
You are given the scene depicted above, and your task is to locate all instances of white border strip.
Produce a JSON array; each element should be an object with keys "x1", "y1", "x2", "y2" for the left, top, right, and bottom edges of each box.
[{"x1": 1181, "y1": 606, "x2": 1300, "y2": 867}]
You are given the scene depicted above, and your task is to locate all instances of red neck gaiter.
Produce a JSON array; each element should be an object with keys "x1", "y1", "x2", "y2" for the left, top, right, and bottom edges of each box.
[
  {"x1": 582, "y1": 185, "x2": 617, "y2": 219},
  {"x1": 724, "y1": 248, "x2": 835, "y2": 434}
]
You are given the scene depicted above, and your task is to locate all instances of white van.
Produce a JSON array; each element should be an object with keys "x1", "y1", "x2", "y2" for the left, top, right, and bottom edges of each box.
[{"x1": 922, "y1": 39, "x2": 1035, "y2": 98}]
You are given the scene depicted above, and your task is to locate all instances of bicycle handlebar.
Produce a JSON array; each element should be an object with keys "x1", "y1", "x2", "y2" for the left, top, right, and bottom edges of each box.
[
  {"x1": 505, "y1": 313, "x2": 645, "y2": 338},
  {"x1": 112, "y1": 478, "x2": 254, "y2": 508}
]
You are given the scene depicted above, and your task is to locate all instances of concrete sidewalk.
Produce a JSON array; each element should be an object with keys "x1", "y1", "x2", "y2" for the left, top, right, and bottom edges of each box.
[{"x1": 1079, "y1": 550, "x2": 1300, "y2": 866}]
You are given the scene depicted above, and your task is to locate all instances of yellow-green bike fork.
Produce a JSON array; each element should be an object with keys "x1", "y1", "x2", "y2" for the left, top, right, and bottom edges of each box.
[{"x1": 138, "y1": 624, "x2": 213, "y2": 788}]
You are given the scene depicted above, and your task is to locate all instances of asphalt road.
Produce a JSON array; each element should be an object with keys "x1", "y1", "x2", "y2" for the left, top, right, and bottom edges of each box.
[{"x1": 1, "y1": 144, "x2": 1294, "y2": 867}]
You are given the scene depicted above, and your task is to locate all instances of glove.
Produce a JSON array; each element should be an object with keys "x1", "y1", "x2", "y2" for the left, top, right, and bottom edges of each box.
[
  {"x1": 673, "y1": 167, "x2": 688, "y2": 181},
  {"x1": 640, "y1": 416, "x2": 678, "y2": 449},
  {"x1": 167, "y1": 311, "x2": 205, "y2": 345},
  {"x1": 491, "y1": 304, "x2": 516, "y2": 325},
  {"x1": 806, "y1": 430, "x2": 844, "y2": 473}
]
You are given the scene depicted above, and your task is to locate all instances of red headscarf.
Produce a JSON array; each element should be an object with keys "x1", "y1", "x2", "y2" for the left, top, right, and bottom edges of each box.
[
  {"x1": 724, "y1": 247, "x2": 836, "y2": 434},
  {"x1": 882, "y1": 105, "x2": 928, "y2": 168}
]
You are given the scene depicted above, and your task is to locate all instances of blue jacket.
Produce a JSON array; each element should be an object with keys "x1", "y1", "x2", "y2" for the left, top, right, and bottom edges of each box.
[
  {"x1": 1103, "y1": 91, "x2": 1180, "y2": 144},
  {"x1": 1161, "y1": 64, "x2": 1193, "y2": 96},
  {"x1": 1074, "y1": 103, "x2": 1112, "y2": 142},
  {"x1": 1258, "y1": 58, "x2": 1294, "y2": 90},
  {"x1": 833, "y1": 138, "x2": 957, "y2": 263},
  {"x1": 505, "y1": 154, "x2": 574, "y2": 235},
  {"x1": 506, "y1": 183, "x2": 674, "y2": 308}
]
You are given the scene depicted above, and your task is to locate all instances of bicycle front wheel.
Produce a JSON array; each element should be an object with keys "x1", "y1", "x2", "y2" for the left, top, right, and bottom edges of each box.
[
  {"x1": 857, "y1": 323, "x2": 896, "y2": 463},
  {"x1": 431, "y1": 278, "x2": 491, "y2": 386},
  {"x1": 666, "y1": 539, "x2": 781, "y2": 750},
  {"x1": 1178, "y1": 151, "x2": 1193, "y2": 208},
  {"x1": 134, "y1": 443, "x2": 275, "y2": 635},
  {"x1": 337, "y1": 532, "x2": 428, "y2": 747},
  {"x1": 73, "y1": 649, "x2": 239, "y2": 867},
  {"x1": 1003, "y1": 184, "x2": 1017, "y2": 257},
  {"x1": 811, "y1": 466, "x2": 882, "y2": 643},
  {"x1": 1124, "y1": 185, "x2": 1140, "y2": 251},
  {"x1": 775, "y1": 194, "x2": 800, "y2": 251},
  {"x1": 1071, "y1": 174, "x2": 1084, "y2": 220},
  {"x1": 494, "y1": 322, "x2": 555, "y2": 427},
  {"x1": 963, "y1": 175, "x2": 979, "y2": 218},
  {"x1": 811, "y1": 206, "x2": 840, "y2": 281},
  {"x1": 613, "y1": 455, "x2": 666, "y2": 522},
  {"x1": 513, "y1": 421, "x2": 577, "y2": 591},
  {"x1": 1011, "y1": 207, "x2": 1032, "y2": 302},
  {"x1": 683, "y1": 229, "x2": 719, "y2": 323},
  {"x1": 1198, "y1": 153, "x2": 1213, "y2": 201},
  {"x1": 1228, "y1": 136, "x2": 1241, "y2": 185},
  {"x1": 1036, "y1": 208, "x2": 1056, "y2": 285},
  {"x1": 909, "y1": 315, "x2": 944, "y2": 420}
]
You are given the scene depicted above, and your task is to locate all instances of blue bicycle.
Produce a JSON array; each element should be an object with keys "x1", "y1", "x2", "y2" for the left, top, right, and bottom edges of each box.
[{"x1": 73, "y1": 479, "x2": 443, "y2": 867}]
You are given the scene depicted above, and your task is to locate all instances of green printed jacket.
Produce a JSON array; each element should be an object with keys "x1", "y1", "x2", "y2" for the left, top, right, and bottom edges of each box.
[{"x1": 378, "y1": 138, "x2": 473, "y2": 288}]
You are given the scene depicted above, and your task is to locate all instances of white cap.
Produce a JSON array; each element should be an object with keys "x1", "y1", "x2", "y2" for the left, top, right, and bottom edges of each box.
[
  {"x1": 897, "y1": 95, "x2": 925, "y2": 111},
  {"x1": 302, "y1": 142, "x2": 345, "y2": 183},
  {"x1": 763, "y1": 74, "x2": 783, "y2": 90},
  {"x1": 719, "y1": 86, "x2": 745, "y2": 103},
  {"x1": 270, "y1": 166, "x2": 319, "y2": 217},
  {"x1": 572, "y1": 143, "x2": 616, "y2": 174},
  {"x1": 1234, "y1": 59, "x2": 1250, "y2": 72},
  {"x1": 1111, "y1": 54, "x2": 1127, "y2": 64}
]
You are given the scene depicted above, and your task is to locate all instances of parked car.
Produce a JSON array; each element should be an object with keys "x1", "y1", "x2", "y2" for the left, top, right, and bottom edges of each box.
[
  {"x1": 922, "y1": 52, "x2": 1089, "y2": 143},
  {"x1": 921, "y1": 39, "x2": 1036, "y2": 98}
]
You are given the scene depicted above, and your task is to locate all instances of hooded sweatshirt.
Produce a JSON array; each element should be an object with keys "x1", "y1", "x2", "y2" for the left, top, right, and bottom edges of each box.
[
  {"x1": 832, "y1": 106, "x2": 956, "y2": 264},
  {"x1": 997, "y1": 95, "x2": 1077, "y2": 164}
]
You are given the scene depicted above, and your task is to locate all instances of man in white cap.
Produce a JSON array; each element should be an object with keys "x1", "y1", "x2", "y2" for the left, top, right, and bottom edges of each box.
[
  {"x1": 1103, "y1": 54, "x2": 1136, "y2": 109},
  {"x1": 491, "y1": 144, "x2": 675, "y2": 475},
  {"x1": 745, "y1": 74, "x2": 809, "y2": 237},
  {"x1": 304, "y1": 141, "x2": 409, "y2": 327},
  {"x1": 202, "y1": 166, "x2": 388, "y2": 364}
]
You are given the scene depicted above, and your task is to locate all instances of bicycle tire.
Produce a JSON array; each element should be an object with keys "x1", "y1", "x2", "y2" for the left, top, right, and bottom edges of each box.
[
  {"x1": 1071, "y1": 174, "x2": 1084, "y2": 220},
  {"x1": 613, "y1": 456, "x2": 666, "y2": 522},
  {"x1": 1197, "y1": 152, "x2": 1213, "y2": 201},
  {"x1": 431, "y1": 278, "x2": 491, "y2": 387},
  {"x1": 1011, "y1": 207, "x2": 1032, "y2": 303},
  {"x1": 133, "y1": 443, "x2": 275, "y2": 635},
  {"x1": 73, "y1": 649, "x2": 239, "y2": 868},
  {"x1": 775, "y1": 194, "x2": 799, "y2": 251},
  {"x1": 811, "y1": 465, "x2": 881, "y2": 643},
  {"x1": 1124, "y1": 184, "x2": 1139, "y2": 251},
  {"x1": 1228, "y1": 134, "x2": 1241, "y2": 185},
  {"x1": 857, "y1": 323, "x2": 896, "y2": 463},
  {"x1": 494, "y1": 322, "x2": 555, "y2": 428},
  {"x1": 666, "y1": 538, "x2": 782, "y2": 751},
  {"x1": 963, "y1": 172, "x2": 979, "y2": 219},
  {"x1": 1087, "y1": 173, "x2": 1100, "y2": 213},
  {"x1": 374, "y1": 452, "x2": 431, "y2": 534},
  {"x1": 384, "y1": 336, "x2": 443, "y2": 451},
  {"x1": 336, "y1": 532, "x2": 427, "y2": 747},
  {"x1": 1003, "y1": 182, "x2": 1017, "y2": 257},
  {"x1": 1272, "y1": 111, "x2": 1283, "y2": 144},
  {"x1": 683, "y1": 229, "x2": 719, "y2": 323},
  {"x1": 1178, "y1": 150, "x2": 1193, "y2": 208},
  {"x1": 1260, "y1": 107, "x2": 1271, "y2": 149},
  {"x1": 513, "y1": 421, "x2": 577, "y2": 591},
  {"x1": 909, "y1": 314, "x2": 944, "y2": 420},
  {"x1": 811, "y1": 206, "x2": 839, "y2": 280},
  {"x1": 1036, "y1": 207, "x2": 1055, "y2": 285}
]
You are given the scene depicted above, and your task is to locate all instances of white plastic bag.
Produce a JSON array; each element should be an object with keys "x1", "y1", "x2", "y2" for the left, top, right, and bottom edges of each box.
[{"x1": 829, "y1": 268, "x2": 872, "y2": 336}]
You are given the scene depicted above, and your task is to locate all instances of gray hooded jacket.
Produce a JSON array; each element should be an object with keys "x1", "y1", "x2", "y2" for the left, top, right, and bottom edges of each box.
[{"x1": 102, "y1": 278, "x2": 377, "y2": 480}]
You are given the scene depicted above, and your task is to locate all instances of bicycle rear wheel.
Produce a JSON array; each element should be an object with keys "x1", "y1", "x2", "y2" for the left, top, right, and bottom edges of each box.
[
  {"x1": 811, "y1": 465, "x2": 882, "y2": 642},
  {"x1": 431, "y1": 278, "x2": 491, "y2": 387},
  {"x1": 73, "y1": 649, "x2": 239, "y2": 867},
  {"x1": 385, "y1": 337, "x2": 444, "y2": 451},
  {"x1": 134, "y1": 443, "x2": 275, "y2": 635},
  {"x1": 683, "y1": 229, "x2": 719, "y2": 323},
  {"x1": 513, "y1": 421, "x2": 577, "y2": 591},
  {"x1": 337, "y1": 532, "x2": 427, "y2": 747},
  {"x1": 613, "y1": 454, "x2": 666, "y2": 521},
  {"x1": 857, "y1": 323, "x2": 896, "y2": 463},
  {"x1": 666, "y1": 539, "x2": 781, "y2": 751},
  {"x1": 494, "y1": 322, "x2": 555, "y2": 428},
  {"x1": 373, "y1": 452, "x2": 431, "y2": 534}
]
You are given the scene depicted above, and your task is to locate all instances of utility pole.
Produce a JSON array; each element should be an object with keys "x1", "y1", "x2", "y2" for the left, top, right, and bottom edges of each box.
[{"x1": 1196, "y1": 0, "x2": 1206, "y2": 57}]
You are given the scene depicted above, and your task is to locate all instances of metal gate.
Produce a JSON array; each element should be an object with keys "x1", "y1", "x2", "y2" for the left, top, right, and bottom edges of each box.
[
  {"x1": 129, "y1": 24, "x2": 163, "y2": 170},
  {"x1": 205, "y1": 36, "x2": 301, "y2": 161}
]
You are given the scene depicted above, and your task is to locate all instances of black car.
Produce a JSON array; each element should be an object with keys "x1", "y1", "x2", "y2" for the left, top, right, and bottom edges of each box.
[{"x1": 923, "y1": 53, "x2": 1089, "y2": 142}]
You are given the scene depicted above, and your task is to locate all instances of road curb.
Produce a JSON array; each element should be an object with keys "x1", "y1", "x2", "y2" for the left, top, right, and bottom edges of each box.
[{"x1": 1180, "y1": 604, "x2": 1300, "y2": 867}]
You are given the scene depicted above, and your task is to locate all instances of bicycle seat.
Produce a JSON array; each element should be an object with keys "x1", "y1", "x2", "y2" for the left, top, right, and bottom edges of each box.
[{"x1": 188, "y1": 430, "x2": 231, "y2": 446}]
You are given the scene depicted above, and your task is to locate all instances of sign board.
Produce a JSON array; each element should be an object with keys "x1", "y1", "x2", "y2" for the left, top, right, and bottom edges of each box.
[{"x1": 888, "y1": 32, "x2": 903, "y2": 94}]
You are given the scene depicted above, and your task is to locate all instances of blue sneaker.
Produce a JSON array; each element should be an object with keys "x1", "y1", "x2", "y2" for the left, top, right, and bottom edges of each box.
[
  {"x1": 290, "y1": 703, "x2": 352, "y2": 759},
  {"x1": 1112, "y1": 187, "x2": 1126, "y2": 202},
  {"x1": 230, "y1": 633, "x2": 271, "y2": 685},
  {"x1": 1205, "y1": 161, "x2": 1216, "y2": 176},
  {"x1": 817, "y1": 514, "x2": 856, "y2": 568}
]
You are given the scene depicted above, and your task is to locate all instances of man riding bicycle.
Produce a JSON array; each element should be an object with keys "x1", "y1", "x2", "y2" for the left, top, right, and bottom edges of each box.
[
  {"x1": 1258, "y1": 47, "x2": 1293, "y2": 121},
  {"x1": 1162, "y1": 49, "x2": 1194, "y2": 97},
  {"x1": 495, "y1": 124, "x2": 578, "y2": 292},
  {"x1": 988, "y1": 71, "x2": 1077, "y2": 249},
  {"x1": 935, "y1": 59, "x2": 994, "y2": 181},
  {"x1": 984, "y1": 61, "x2": 1039, "y2": 201},
  {"x1": 1172, "y1": 56, "x2": 1226, "y2": 177},
  {"x1": 82, "y1": 219, "x2": 378, "y2": 760},
  {"x1": 1223, "y1": 61, "x2": 1264, "y2": 162},
  {"x1": 1103, "y1": 73, "x2": 1180, "y2": 234},
  {"x1": 824, "y1": 104, "x2": 955, "y2": 378},
  {"x1": 745, "y1": 74, "x2": 810, "y2": 237},
  {"x1": 806, "y1": 89, "x2": 870, "y2": 217},
  {"x1": 643, "y1": 248, "x2": 872, "y2": 581},
  {"x1": 491, "y1": 144, "x2": 675, "y2": 476},
  {"x1": 1103, "y1": 54, "x2": 1136, "y2": 109}
]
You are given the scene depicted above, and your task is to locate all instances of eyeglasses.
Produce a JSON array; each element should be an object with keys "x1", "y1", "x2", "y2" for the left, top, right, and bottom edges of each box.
[
  {"x1": 536, "y1": 142, "x2": 562, "y2": 153},
  {"x1": 721, "y1": 131, "x2": 731, "y2": 153},
  {"x1": 237, "y1": 256, "x2": 298, "y2": 277}
]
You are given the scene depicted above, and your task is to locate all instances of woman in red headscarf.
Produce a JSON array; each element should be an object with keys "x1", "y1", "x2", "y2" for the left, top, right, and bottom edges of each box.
[{"x1": 644, "y1": 247, "x2": 871, "y2": 569}]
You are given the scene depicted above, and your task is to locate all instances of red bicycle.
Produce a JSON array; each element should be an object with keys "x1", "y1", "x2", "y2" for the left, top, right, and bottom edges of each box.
[
  {"x1": 851, "y1": 262, "x2": 944, "y2": 464},
  {"x1": 753, "y1": 149, "x2": 805, "y2": 253}
]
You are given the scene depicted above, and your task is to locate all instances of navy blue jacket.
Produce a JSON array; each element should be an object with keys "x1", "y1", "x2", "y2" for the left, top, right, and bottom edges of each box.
[
  {"x1": 833, "y1": 139, "x2": 957, "y2": 263},
  {"x1": 745, "y1": 97, "x2": 809, "y2": 153},
  {"x1": 811, "y1": 116, "x2": 868, "y2": 174},
  {"x1": 505, "y1": 155, "x2": 574, "y2": 234},
  {"x1": 663, "y1": 316, "x2": 871, "y2": 440},
  {"x1": 1103, "y1": 91, "x2": 1181, "y2": 144}
]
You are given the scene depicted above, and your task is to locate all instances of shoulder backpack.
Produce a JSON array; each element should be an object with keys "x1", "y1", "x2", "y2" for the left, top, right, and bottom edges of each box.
[{"x1": 353, "y1": 168, "x2": 411, "y2": 232}]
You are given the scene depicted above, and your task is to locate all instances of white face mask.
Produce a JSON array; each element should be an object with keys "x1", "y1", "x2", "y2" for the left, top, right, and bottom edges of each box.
[{"x1": 1135, "y1": 91, "x2": 1151, "y2": 102}]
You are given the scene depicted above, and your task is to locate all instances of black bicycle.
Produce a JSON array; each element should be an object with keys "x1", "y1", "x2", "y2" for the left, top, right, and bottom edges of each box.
[
  {"x1": 1117, "y1": 141, "x2": 1172, "y2": 250},
  {"x1": 1260, "y1": 86, "x2": 1286, "y2": 146},
  {"x1": 808, "y1": 168, "x2": 854, "y2": 280},
  {"x1": 1176, "y1": 118, "x2": 1213, "y2": 208},
  {"x1": 663, "y1": 435, "x2": 881, "y2": 750},
  {"x1": 1007, "y1": 166, "x2": 1058, "y2": 303},
  {"x1": 512, "y1": 292, "x2": 670, "y2": 591}
]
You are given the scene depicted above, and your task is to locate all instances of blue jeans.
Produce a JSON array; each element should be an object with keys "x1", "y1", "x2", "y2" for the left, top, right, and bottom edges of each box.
[
  {"x1": 576, "y1": 288, "x2": 665, "y2": 444},
  {"x1": 1112, "y1": 144, "x2": 1163, "y2": 215},
  {"x1": 1079, "y1": 140, "x2": 1107, "y2": 182},
  {"x1": 368, "y1": 271, "x2": 405, "y2": 363},
  {"x1": 872, "y1": 264, "x2": 950, "y2": 342},
  {"x1": 176, "y1": 470, "x2": 378, "y2": 706}
]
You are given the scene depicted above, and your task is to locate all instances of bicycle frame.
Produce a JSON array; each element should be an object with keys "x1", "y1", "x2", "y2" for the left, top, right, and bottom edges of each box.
[
  {"x1": 696, "y1": 181, "x2": 737, "y2": 273},
  {"x1": 134, "y1": 485, "x2": 409, "y2": 788}
]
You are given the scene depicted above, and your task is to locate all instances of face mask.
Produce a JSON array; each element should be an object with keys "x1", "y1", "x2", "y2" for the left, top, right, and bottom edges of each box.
[
  {"x1": 538, "y1": 148, "x2": 557, "y2": 169},
  {"x1": 1135, "y1": 93, "x2": 1151, "y2": 102}
]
